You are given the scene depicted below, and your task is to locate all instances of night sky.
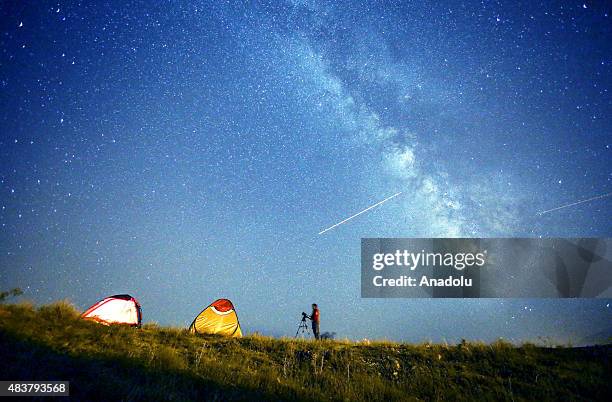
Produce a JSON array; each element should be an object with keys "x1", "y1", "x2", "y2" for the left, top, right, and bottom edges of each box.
[{"x1": 1, "y1": 1, "x2": 611, "y2": 344}]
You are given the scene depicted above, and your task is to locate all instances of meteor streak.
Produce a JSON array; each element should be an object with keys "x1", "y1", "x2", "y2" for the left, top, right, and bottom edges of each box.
[
  {"x1": 318, "y1": 192, "x2": 403, "y2": 235},
  {"x1": 537, "y1": 192, "x2": 612, "y2": 215}
]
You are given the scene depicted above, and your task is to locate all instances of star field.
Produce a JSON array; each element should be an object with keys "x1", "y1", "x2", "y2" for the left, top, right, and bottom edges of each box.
[{"x1": 1, "y1": 1, "x2": 611, "y2": 344}]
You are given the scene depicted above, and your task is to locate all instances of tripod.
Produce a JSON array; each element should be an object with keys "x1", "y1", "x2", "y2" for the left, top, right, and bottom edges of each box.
[{"x1": 295, "y1": 315, "x2": 311, "y2": 338}]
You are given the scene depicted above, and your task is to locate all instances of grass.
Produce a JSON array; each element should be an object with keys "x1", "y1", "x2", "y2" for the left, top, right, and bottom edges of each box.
[{"x1": 0, "y1": 301, "x2": 610, "y2": 401}]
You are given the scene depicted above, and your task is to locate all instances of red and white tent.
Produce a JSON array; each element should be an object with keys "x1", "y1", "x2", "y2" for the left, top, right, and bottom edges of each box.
[{"x1": 81, "y1": 294, "x2": 142, "y2": 327}]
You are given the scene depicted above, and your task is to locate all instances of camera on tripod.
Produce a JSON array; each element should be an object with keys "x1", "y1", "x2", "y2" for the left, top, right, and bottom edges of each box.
[{"x1": 295, "y1": 312, "x2": 311, "y2": 337}]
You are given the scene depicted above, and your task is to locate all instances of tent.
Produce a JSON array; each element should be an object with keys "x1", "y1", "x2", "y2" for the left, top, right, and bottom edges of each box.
[
  {"x1": 81, "y1": 294, "x2": 142, "y2": 327},
  {"x1": 189, "y1": 298, "x2": 242, "y2": 337}
]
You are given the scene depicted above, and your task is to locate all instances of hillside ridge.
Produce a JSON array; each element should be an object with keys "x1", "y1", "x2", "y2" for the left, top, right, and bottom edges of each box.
[{"x1": 1, "y1": 301, "x2": 610, "y2": 401}]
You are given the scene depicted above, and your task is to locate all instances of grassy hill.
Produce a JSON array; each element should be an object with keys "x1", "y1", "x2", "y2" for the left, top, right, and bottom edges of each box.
[{"x1": 0, "y1": 301, "x2": 610, "y2": 401}]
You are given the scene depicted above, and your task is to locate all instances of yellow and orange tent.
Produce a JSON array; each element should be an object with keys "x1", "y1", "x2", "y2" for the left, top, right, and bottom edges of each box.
[{"x1": 188, "y1": 299, "x2": 242, "y2": 337}]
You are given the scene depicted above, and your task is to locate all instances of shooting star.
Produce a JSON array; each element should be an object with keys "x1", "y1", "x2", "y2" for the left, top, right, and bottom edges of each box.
[
  {"x1": 537, "y1": 192, "x2": 612, "y2": 215},
  {"x1": 318, "y1": 192, "x2": 403, "y2": 235}
]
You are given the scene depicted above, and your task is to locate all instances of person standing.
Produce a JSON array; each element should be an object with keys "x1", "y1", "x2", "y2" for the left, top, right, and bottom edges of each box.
[{"x1": 310, "y1": 303, "x2": 320, "y2": 340}]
